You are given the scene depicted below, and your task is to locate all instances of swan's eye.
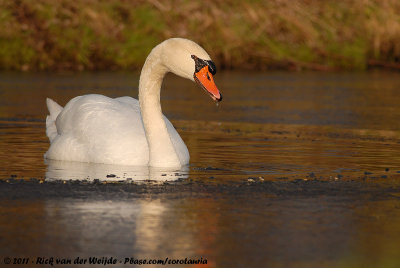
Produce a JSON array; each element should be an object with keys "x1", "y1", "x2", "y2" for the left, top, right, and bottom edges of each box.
[
  {"x1": 206, "y1": 60, "x2": 217, "y2": 75},
  {"x1": 191, "y1": 55, "x2": 217, "y2": 75},
  {"x1": 191, "y1": 55, "x2": 206, "y2": 73}
]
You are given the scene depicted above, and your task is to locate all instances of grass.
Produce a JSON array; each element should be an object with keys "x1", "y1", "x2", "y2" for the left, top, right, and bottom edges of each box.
[{"x1": 1, "y1": 0, "x2": 400, "y2": 71}]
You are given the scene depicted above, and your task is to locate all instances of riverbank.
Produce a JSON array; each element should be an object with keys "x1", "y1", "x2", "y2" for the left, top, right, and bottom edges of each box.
[{"x1": 1, "y1": 0, "x2": 400, "y2": 71}]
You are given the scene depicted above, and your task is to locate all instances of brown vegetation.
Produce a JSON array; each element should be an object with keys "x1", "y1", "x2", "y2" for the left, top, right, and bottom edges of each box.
[{"x1": 1, "y1": 0, "x2": 400, "y2": 71}]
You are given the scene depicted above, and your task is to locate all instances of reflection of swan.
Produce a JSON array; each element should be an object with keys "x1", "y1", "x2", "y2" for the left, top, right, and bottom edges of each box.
[
  {"x1": 45, "y1": 38, "x2": 222, "y2": 168},
  {"x1": 42, "y1": 198, "x2": 198, "y2": 258},
  {"x1": 45, "y1": 159, "x2": 188, "y2": 182}
]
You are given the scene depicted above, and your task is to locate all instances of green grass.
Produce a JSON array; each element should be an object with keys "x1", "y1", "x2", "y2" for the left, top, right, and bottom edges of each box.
[{"x1": 1, "y1": 0, "x2": 400, "y2": 71}]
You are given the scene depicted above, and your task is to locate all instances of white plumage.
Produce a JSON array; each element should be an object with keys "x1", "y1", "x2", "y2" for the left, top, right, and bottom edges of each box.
[
  {"x1": 45, "y1": 38, "x2": 217, "y2": 168},
  {"x1": 45, "y1": 94, "x2": 187, "y2": 166}
]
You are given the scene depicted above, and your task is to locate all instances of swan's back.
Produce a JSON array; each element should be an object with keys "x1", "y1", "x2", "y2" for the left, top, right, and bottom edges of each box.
[
  {"x1": 45, "y1": 94, "x2": 189, "y2": 166},
  {"x1": 46, "y1": 95, "x2": 149, "y2": 165}
]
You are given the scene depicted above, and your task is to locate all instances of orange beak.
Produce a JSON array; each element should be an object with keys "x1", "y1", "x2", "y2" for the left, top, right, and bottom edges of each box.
[{"x1": 194, "y1": 66, "x2": 222, "y2": 102}]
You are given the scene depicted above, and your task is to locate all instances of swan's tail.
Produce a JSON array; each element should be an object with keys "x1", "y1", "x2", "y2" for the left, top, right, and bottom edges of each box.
[{"x1": 46, "y1": 98, "x2": 63, "y2": 143}]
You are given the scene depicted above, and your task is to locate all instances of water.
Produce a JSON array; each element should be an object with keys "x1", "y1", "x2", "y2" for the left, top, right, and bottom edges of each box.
[{"x1": 1, "y1": 71, "x2": 400, "y2": 267}]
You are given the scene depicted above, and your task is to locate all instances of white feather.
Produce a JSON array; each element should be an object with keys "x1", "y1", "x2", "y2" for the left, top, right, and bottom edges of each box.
[{"x1": 44, "y1": 38, "x2": 212, "y2": 167}]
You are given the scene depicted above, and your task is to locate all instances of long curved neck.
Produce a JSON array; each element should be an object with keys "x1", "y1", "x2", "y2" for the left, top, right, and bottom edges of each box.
[{"x1": 138, "y1": 44, "x2": 181, "y2": 167}]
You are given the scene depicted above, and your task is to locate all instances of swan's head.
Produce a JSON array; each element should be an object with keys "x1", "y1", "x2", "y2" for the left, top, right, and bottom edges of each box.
[{"x1": 160, "y1": 38, "x2": 222, "y2": 102}]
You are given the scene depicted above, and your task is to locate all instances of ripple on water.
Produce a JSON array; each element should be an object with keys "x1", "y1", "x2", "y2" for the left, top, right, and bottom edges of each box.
[{"x1": 1, "y1": 119, "x2": 400, "y2": 183}]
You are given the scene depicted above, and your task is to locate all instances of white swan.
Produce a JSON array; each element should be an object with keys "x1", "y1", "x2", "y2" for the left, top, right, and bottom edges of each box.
[{"x1": 45, "y1": 38, "x2": 222, "y2": 168}]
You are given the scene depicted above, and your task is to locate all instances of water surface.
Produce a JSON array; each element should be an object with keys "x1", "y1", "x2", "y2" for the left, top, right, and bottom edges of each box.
[{"x1": 1, "y1": 71, "x2": 400, "y2": 267}]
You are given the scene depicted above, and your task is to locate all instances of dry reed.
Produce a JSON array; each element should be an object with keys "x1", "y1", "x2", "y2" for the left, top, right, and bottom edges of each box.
[{"x1": 1, "y1": 0, "x2": 400, "y2": 71}]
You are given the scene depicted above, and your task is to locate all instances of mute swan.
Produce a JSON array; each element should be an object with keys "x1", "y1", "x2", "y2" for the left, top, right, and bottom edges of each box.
[{"x1": 45, "y1": 38, "x2": 222, "y2": 168}]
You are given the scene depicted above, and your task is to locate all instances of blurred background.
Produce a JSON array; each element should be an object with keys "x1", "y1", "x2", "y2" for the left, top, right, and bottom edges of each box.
[
  {"x1": 1, "y1": 0, "x2": 400, "y2": 72},
  {"x1": 2, "y1": 2, "x2": 400, "y2": 267}
]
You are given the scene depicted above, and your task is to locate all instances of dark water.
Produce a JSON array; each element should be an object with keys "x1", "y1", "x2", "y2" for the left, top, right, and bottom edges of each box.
[{"x1": 1, "y1": 71, "x2": 400, "y2": 267}]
